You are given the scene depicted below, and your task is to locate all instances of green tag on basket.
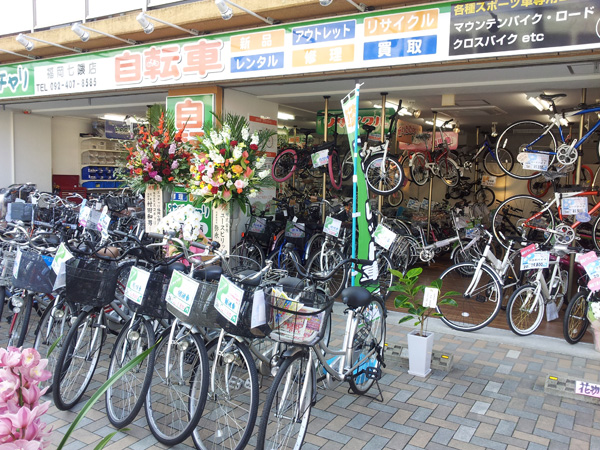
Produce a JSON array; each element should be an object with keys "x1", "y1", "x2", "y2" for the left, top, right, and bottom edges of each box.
[
  {"x1": 166, "y1": 270, "x2": 199, "y2": 316},
  {"x1": 124, "y1": 266, "x2": 151, "y2": 305},
  {"x1": 214, "y1": 275, "x2": 245, "y2": 326}
]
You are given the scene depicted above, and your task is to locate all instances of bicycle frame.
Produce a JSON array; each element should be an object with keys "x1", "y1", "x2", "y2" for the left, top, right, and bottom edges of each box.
[
  {"x1": 467, "y1": 234, "x2": 518, "y2": 295},
  {"x1": 521, "y1": 258, "x2": 562, "y2": 314}
]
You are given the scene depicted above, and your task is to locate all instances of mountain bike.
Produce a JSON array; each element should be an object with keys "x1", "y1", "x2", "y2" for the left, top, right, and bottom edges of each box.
[
  {"x1": 445, "y1": 171, "x2": 495, "y2": 207},
  {"x1": 495, "y1": 93, "x2": 600, "y2": 180}
]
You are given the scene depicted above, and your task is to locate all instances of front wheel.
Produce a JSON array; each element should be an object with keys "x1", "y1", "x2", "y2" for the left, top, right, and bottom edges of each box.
[
  {"x1": 348, "y1": 297, "x2": 386, "y2": 395},
  {"x1": 527, "y1": 173, "x2": 551, "y2": 198},
  {"x1": 506, "y1": 285, "x2": 544, "y2": 336},
  {"x1": 231, "y1": 240, "x2": 266, "y2": 268},
  {"x1": 483, "y1": 147, "x2": 513, "y2": 177},
  {"x1": 305, "y1": 248, "x2": 348, "y2": 298},
  {"x1": 409, "y1": 153, "x2": 429, "y2": 186},
  {"x1": 563, "y1": 291, "x2": 590, "y2": 344},
  {"x1": 7, "y1": 292, "x2": 33, "y2": 347},
  {"x1": 364, "y1": 155, "x2": 404, "y2": 195},
  {"x1": 271, "y1": 149, "x2": 297, "y2": 183},
  {"x1": 256, "y1": 353, "x2": 315, "y2": 450},
  {"x1": 437, "y1": 157, "x2": 460, "y2": 186},
  {"x1": 474, "y1": 186, "x2": 495, "y2": 207},
  {"x1": 328, "y1": 149, "x2": 342, "y2": 190},
  {"x1": 341, "y1": 151, "x2": 354, "y2": 180},
  {"x1": 386, "y1": 189, "x2": 404, "y2": 207},
  {"x1": 437, "y1": 263, "x2": 503, "y2": 332}
]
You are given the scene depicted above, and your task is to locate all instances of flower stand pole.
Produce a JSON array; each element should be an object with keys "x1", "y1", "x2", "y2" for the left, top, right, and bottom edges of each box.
[{"x1": 407, "y1": 330, "x2": 435, "y2": 377}]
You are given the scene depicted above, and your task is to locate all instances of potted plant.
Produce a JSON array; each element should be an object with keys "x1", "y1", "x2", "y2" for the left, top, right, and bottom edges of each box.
[{"x1": 390, "y1": 267, "x2": 459, "y2": 377}]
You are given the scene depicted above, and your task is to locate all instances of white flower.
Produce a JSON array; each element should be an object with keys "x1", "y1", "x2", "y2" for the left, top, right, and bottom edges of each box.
[
  {"x1": 251, "y1": 133, "x2": 259, "y2": 146},
  {"x1": 258, "y1": 169, "x2": 270, "y2": 179},
  {"x1": 209, "y1": 130, "x2": 222, "y2": 146},
  {"x1": 233, "y1": 146, "x2": 243, "y2": 160},
  {"x1": 255, "y1": 157, "x2": 265, "y2": 169},
  {"x1": 242, "y1": 127, "x2": 250, "y2": 141},
  {"x1": 248, "y1": 189, "x2": 257, "y2": 198},
  {"x1": 226, "y1": 180, "x2": 233, "y2": 188}
]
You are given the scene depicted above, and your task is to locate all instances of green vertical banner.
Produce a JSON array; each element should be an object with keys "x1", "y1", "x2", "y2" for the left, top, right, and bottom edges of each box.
[{"x1": 341, "y1": 84, "x2": 378, "y2": 288}]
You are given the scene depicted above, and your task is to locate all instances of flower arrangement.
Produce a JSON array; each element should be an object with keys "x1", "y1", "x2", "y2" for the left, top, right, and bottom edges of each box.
[
  {"x1": 0, "y1": 347, "x2": 52, "y2": 449},
  {"x1": 157, "y1": 204, "x2": 208, "y2": 244},
  {"x1": 121, "y1": 105, "x2": 193, "y2": 192},
  {"x1": 188, "y1": 114, "x2": 275, "y2": 212}
]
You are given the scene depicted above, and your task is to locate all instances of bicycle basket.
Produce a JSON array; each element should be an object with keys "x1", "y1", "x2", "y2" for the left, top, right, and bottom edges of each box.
[
  {"x1": 0, "y1": 247, "x2": 16, "y2": 287},
  {"x1": 265, "y1": 285, "x2": 333, "y2": 346},
  {"x1": 246, "y1": 217, "x2": 270, "y2": 244},
  {"x1": 65, "y1": 258, "x2": 119, "y2": 308},
  {"x1": 166, "y1": 274, "x2": 219, "y2": 328},
  {"x1": 11, "y1": 248, "x2": 56, "y2": 294},
  {"x1": 284, "y1": 221, "x2": 307, "y2": 248},
  {"x1": 216, "y1": 282, "x2": 271, "y2": 339},
  {"x1": 126, "y1": 271, "x2": 173, "y2": 320}
]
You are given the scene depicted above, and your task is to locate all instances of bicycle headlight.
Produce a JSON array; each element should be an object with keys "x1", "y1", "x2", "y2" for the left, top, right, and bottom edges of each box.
[
  {"x1": 53, "y1": 309, "x2": 65, "y2": 319},
  {"x1": 177, "y1": 340, "x2": 190, "y2": 352},
  {"x1": 223, "y1": 353, "x2": 235, "y2": 365},
  {"x1": 128, "y1": 330, "x2": 140, "y2": 342},
  {"x1": 11, "y1": 296, "x2": 23, "y2": 308}
]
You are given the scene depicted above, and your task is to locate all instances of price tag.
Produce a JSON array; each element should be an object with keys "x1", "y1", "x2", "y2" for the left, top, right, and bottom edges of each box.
[
  {"x1": 311, "y1": 150, "x2": 329, "y2": 168},
  {"x1": 481, "y1": 175, "x2": 497, "y2": 186},
  {"x1": 214, "y1": 275, "x2": 246, "y2": 325},
  {"x1": 420, "y1": 198, "x2": 429, "y2": 210},
  {"x1": 520, "y1": 251, "x2": 550, "y2": 271},
  {"x1": 407, "y1": 198, "x2": 420, "y2": 211},
  {"x1": 521, "y1": 153, "x2": 549, "y2": 171},
  {"x1": 562, "y1": 197, "x2": 587, "y2": 215},
  {"x1": 51, "y1": 243, "x2": 73, "y2": 274},
  {"x1": 520, "y1": 244, "x2": 537, "y2": 258},
  {"x1": 79, "y1": 205, "x2": 91, "y2": 227},
  {"x1": 97, "y1": 209, "x2": 111, "y2": 238},
  {"x1": 323, "y1": 216, "x2": 342, "y2": 237},
  {"x1": 373, "y1": 224, "x2": 397, "y2": 250},
  {"x1": 124, "y1": 267, "x2": 151, "y2": 305},
  {"x1": 285, "y1": 221, "x2": 305, "y2": 238},
  {"x1": 249, "y1": 217, "x2": 267, "y2": 234},
  {"x1": 578, "y1": 251, "x2": 598, "y2": 267},
  {"x1": 166, "y1": 270, "x2": 199, "y2": 316},
  {"x1": 584, "y1": 259, "x2": 600, "y2": 280},
  {"x1": 423, "y1": 287, "x2": 439, "y2": 308},
  {"x1": 588, "y1": 278, "x2": 600, "y2": 293},
  {"x1": 576, "y1": 212, "x2": 592, "y2": 223}
]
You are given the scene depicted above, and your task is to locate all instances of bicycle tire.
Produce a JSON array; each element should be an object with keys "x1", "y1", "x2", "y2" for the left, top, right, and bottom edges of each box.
[
  {"x1": 591, "y1": 215, "x2": 600, "y2": 252},
  {"x1": 527, "y1": 173, "x2": 551, "y2": 198},
  {"x1": 268, "y1": 248, "x2": 301, "y2": 278},
  {"x1": 475, "y1": 186, "x2": 495, "y2": 207},
  {"x1": 438, "y1": 156, "x2": 460, "y2": 187},
  {"x1": 231, "y1": 240, "x2": 266, "y2": 268},
  {"x1": 409, "y1": 153, "x2": 429, "y2": 186},
  {"x1": 145, "y1": 324, "x2": 209, "y2": 446},
  {"x1": 506, "y1": 284, "x2": 544, "y2": 336},
  {"x1": 364, "y1": 155, "x2": 404, "y2": 195},
  {"x1": 193, "y1": 336, "x2": 259, "y2": 450},
  {"x1": 52, "y1": 309, "x2": 106, "y2": 410},
  {"x1": 593, "y1": 166, "x2": 600, "y2": 205},
  {"x1": 483, "y1": 147, "x2": 513, "y2": 177},
  {"x1": 446, "y1": 185, "x2": 463, "y2": 199},
  {"x1": 491, "y1": 195, "x2": 554, "y2": 249},
  {"x1": 0, "y1": 286, "x2": 6, "y2": 325},
  {"x1": 7, "y1": 291, "x2": 33, "y2": 348},
  {"x1": 271, "y1": 149, "x2": 297, "y2": 183},
  {"x1": 376, "y1": 252, "x2": 395, "y2": 301},
  {"x1": 437, "y1": 263, "x2": 503, "y2": 332},
  {"x1": 575, "y1": 164, "x2": 594, "y2": 187},
  {"x1": 341, "y1": 151, "x2": 354, "y2": 181},
  {"x1": 33, "y1": 297, "x2": 76, "y2": 393},
  {"x1": 306, "y1": 248, "x2": 348, "y2": 299},
  {"x1": 256, "y1": 352, "x2": 315, "y2": 450},
  {"x1": 386, "y1": 189, "x2": 404, "y2": 207},
  {"x1": 328, "y1": 149, "x2": 342, "y2": 190},
  {"x1": 348, "y1": 296, "x2": 386, "y2": 395},
  {"x1": 563, "y1": 291, "x2": 590, "y2": 344},
  {"x1": 304, "y1": 232, "x2": 326, "y2": 261},
  {"x1": 495, "y1": 120, "x2": 557, "y2": 180},
  {"x1": 106, "y1": 318, "x2": 155, "y2": 429}
]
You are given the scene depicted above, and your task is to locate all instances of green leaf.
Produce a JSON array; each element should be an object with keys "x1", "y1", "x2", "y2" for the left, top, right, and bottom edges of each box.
[
  {"x1": 93, "y1": 429, "x2": 130, "y2": 450},
  {"x1": 430, "y1": 279, "x2": 442, "y2": 290},
  {"x1": 46, "y1": 334, "x2": 63, "y2": 358},
  {"x1": 439, "y1": 298, "x2": 458, "y2": 307},
  {"x1": 56, "y1": 340, "x2": 158, "y2": 450},
  {"x1": 398, "y1": 316, "x2": 414, "y2": 324},
  {"x1": 389, "y1": 268, "x2": 404, "y2": 278},
  {"x1": 406, "y1": 267, "x2": 423, "y2": 279}
]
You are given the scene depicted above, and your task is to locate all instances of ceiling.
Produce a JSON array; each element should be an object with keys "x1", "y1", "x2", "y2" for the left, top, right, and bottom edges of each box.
[{"x1": 2, "y1": 57, "x2": 600, "y2": 137}]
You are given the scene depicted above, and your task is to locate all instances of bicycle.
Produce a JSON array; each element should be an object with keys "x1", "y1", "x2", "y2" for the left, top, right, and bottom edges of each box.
[
  {"x1": 341, "y1": 103, "x2": 405, "y2": 195},
  {"x1": 495, "y1": 93, "x2": 600, "y2": 180},
  {"x1": 256, "y1": 248, "x2": 386, "y2": 450},
  {"x1": 445, "y1": 171, "x2": 495, "y2": 207},
  {"x1": 436, "y1": 229, "x2": 523, "y2": 331},
  {"x1": 451, "y1": 132, "x2": 513, "y2": 178},
  {"x1": 563, "y1": 288, "x2": 598, "y2": 344},
  {"x1": 527, "y1": 164, "x2": 594, "y2": 198}
]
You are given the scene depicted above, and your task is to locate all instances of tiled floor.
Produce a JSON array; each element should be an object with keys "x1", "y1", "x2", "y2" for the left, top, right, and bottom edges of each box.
[{"x1": 5, "y1": 300, "x2": 600, "y2": 450}]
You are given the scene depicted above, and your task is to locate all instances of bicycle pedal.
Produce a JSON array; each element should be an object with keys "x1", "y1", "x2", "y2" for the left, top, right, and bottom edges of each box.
[{"x1": 365, "y1": 366, "x2": 382, "y2": 381}]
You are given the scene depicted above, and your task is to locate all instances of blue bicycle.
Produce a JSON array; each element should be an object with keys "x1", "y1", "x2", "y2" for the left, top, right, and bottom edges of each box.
[{"x1": 496, "y1": 93, "x2": 600, "y2": 180}]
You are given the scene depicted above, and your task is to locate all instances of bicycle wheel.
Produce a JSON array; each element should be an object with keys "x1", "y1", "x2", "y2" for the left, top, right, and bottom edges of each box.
[
  {"x1": 491, "y1": 195, "x2": 554, "y2": 249},
  {"x1": 446, "y1": 184, "x2": 463, "y2": 199},
  {"x1": 364, "y1": 155, "x2": 403, "y2": 195},
  {"x1": 306, "y1": 248, "x2": 348, "y2": 298},
  {"x1": 375, "y1": 253, "x2": 395, "y2": 300},
  {"x1": 256, "y1": 353, "x2": 315, "y2": 450},
  {"x1": 193, "y1": 335, "x2": 259, "y2": 450},
  {"x1": 593, "y1": 165, "x2": 600, "y2": 204},
  {"x1": 52, "y1": 309, "x2": 106, "y2": 410},
  {"x1": 268, "y1": 248, "x2": 301, "y2": 278},
  {"x1": 304, "y1": 232, "x2": 326, "y2": 261},
  {"x1": 328, "y1": 149, "x2": 342, "y2": 190},
  {"x1": 409, "y1": 153, "x2": 429, "y2": 186},
  {"x1": 271, "y1": 149, "x2": 297, "y2": 183},
  {"x1": 527, "y1": 173, "x2": 551, "y2": 198},
  {"x1": 438, "y1": 156, "x2": 460, "y2": 186},
  {"x1": 33, "y1": 298, "x2": 76, "y2": 393},
  {"x1": 506, "y1": 284, "x2": 544, "y2": 336},
  {"x1": 563, "y1": 291, "x2": 590, "y2": 344},
  {"x1": 7, "y1": 292, "x2": 33, "y2": 348},
  {"x1": 105, "y1": 318, "x2": 155, "y2": 429},
  {"x1": 437, "y1": 263, "x2": 503, "y2": 331},
  {"x1": 348, "y1": 296, "x2": 386, "y2": 395},
  {"x1": 231, "y1": 239, "x2": 265, "y2": 268},
  {"x1": 475, "y1": 186, "x2": 495, "y2": 207},
  {"x1": 386, "y1": 188, "x2": 403, "y2": 207},
  {"x1": 341, "y1": 151, "x2": 354, "y2": 181},
  {"x1": 495, "y1": 120, "x2": 557, "y2": 180},
  {"x1": 575, "y1": 165, "x2": 594, "y2": 187},
  {"x1": 145, "y1": 324, "x2": 209, "y2": 446},
  {"x1": 483, "y1": 147, "x2": 513, "y2": 177}
]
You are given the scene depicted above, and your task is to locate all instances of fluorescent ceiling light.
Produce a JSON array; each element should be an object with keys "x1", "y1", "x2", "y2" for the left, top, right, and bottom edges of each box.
[
  {"x1": 100, "y1": 113, "x2": 127, "y2": 122},
  {"x1": 425, "y1": 119, "x2": 453, "y2": 129},
  {"x1": 16, "y1": 33, "x2": 82, "y2": 53},
  {"x1": 277, "y1": 112, "x2": 295, "y2": 121},
  {"x1": 136, "y1": 12, "x2": 199, "y2": 36},
  {"x1": 72, "y1": 23, "x2": 137, "y2": 45},
  {"x1": 214, "y1": 0, "x2": 275, "y2": 25},
  {"x1": 525, "y1": 94, "x2": 550, "y2": 111}
]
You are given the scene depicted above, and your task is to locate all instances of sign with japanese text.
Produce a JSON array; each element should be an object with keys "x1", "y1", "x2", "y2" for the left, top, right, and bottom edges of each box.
[
  {"x1": 520, "y1": 250, "x2": 550, "y2": 271},
  {"x1": 214, "y1": 275, "x2": 245, "y2": 325},
  {"x1": 124, "y1": 266, "x2": 151, "y2": 305},
  {"x1": 575, "y1": 380, "x2": 600, "y2": 398},
  {"x1": 562, "y1": 197, "x2": 588, "y2": 215},
  {"x1": 165, "y1": 270, "x2": 199, "y2": 316},
  {"x1": 0, "y1": 1, "x2": 599, "y2": 101},
  {"x1": 316, "y1": 108, "x2": 394, "y2": 136},
  {"x1": 144, "y1": 185, "x2": 163, "y2": 233},
  {"x1": 166, "y1": 94, "x2": 215, "y2": 143}
]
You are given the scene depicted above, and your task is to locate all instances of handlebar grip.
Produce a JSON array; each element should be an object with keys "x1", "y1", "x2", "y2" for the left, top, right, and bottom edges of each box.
[
  {"x1": 111, "y1": 229, "x2": 128, "y2": 237},
  {"x1": 146, "y1": 232, "x2": 165, "y2": 240},
  {"x1": 33, "y1": 220, "x2": 54, "y2": 228},
  {"x1": 190, "y1": 241, "x2": 208, "y2": 250}
]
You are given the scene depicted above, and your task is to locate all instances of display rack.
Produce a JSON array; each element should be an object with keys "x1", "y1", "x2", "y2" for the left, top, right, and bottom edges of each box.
[{"x1": 79, "y1": 137, "x2": 128, "y2": 190}]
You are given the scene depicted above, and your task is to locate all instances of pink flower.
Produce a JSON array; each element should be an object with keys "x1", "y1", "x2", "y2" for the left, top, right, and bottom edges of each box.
[
  {"x1": 171, "y1": 160, "x2": 179, "y2": 169},
  {"x1": 20, "y1": 349, "x2": 40, "y2": 369},
  {"x1": 169, "y1": 143, "x2": 176, "y2": 154},
  {"x1": 27, "y1": 360, "x2": 51, "y2": 384},
  {"x1": 149, "y1": 171, "x2": 158, "y2": 178},
  {"x1": 234, "y1": 180, "x2": 246, "y2": 190},
  {"x1": 222, "y1": 190, "x2": 232, "y2": 201},
  {"x1": 0, "y1": 348, "x2": 22, "y2": 368},
  {"x1": 0, "y1": 439, "x2": 43, "y2": 449},
  {"x1": 0, "y1": 370, "x2": 20, "y2": 402},
  {"x1": 154, "y1": 175, "x2": 163, "y2": 182}
]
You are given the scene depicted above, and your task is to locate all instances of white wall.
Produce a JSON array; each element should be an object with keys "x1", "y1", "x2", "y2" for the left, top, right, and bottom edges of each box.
[
  {"x1": 13, "y1": 114, "x2": 52, "y2": 192},
  {"x1": 0, "y1": 111, "x2": 14, "y2": 187},
  {"x1": 51, "y1": 116, "x2": 93, "y2": 175}
]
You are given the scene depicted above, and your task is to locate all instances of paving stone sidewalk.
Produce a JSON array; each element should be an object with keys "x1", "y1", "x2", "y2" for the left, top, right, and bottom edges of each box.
[{"x1": 7, "y1": 304, "x2": 600, "y2": 450}]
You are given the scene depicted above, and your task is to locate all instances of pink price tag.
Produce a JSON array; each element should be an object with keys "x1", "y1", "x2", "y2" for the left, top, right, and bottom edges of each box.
[
  {"x1": 520, "y1": 244, "x2": 536, "y2": 258},
  {"x1": 579, "y1": 251, "x2": 598, "y2": 267},
  {"x1": 588, "y1": 278, "x2": 600, "y2": 293}
]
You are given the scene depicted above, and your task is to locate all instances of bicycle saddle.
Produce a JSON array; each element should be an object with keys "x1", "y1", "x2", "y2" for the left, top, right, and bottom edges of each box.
[
  {"x1": 555, "y1": 184, "x2": 585, "y2": 194},
  {"x1": 341, "y1": 286, "x2": 372, "y2": 309},
  {"x1": 156, "y1": 261, "x2": 188, "y2": 276},
  {"x1": 277, "y1": 276, "x2": 305, "y2": 290},
  {"x1": 191, "y1": 264, "x2": 223, "y2": 281},
  {"x1": 539, "y1": 93, "x2": 566, "y2": 102},
  {"x1": 362, "y1": 124, "x2": 376, "y2": 133}
]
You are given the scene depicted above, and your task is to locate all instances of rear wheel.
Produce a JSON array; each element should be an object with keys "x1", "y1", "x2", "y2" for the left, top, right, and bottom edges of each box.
[
  {"x1": 527, "y1": 173, "x2": 551, "y2": 198},
  {"x1": 364, "y1": 155, "x2": 403, "y2": 195},
  {"x1": 328, "y1": 149, "x2": 342, "y2": 190},
  {"x1": 563, "y1": 291, "x2": 590, "y2": 344},
  {"x1": 483, "y1": 147, "x2": 513, "y2": 177},
  {"x1": 386, "y1": 189, "x2": 403, "y2": 207},
  {"x1": 409, "y1": 153, "x2": 429, "y2": 186},
  {"x1": 438, "y1": 157, "x2": 460, "y2": 186},
  {"x1": 231, "y1": 240, "x2": 266, "y2": 268},
  {"x1": 271, "y1": 149, "x2": 297, "y2": 183},
  {"x1": 306, "y1": 248, "x2": 348, "y2": 298},
  {"x1": 475, "y1": 187, "x2": 495, "y2": 207},
  {"x1": 7, "y1": 292, "x2": 33, "y2": 348},
  {"x1": 341, "y1": 151, "x2": 354, "y2": 180}
]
